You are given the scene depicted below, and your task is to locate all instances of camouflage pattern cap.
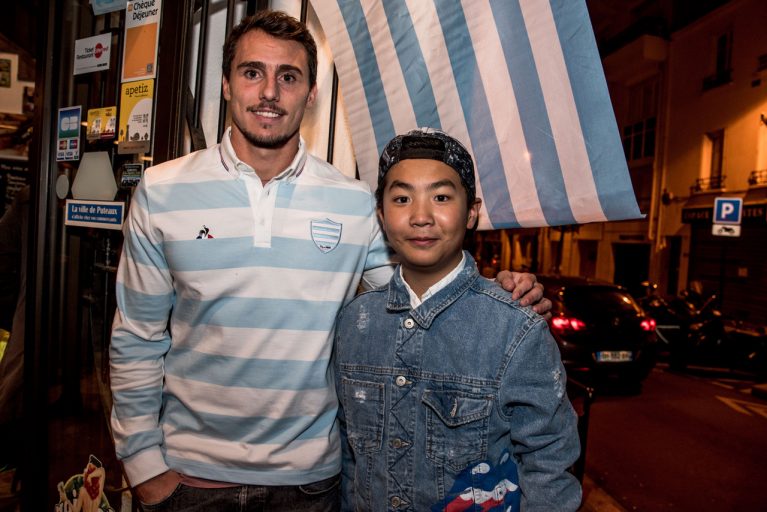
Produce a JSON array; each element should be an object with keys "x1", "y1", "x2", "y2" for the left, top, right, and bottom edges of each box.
[{"x1": 378, "y1": 128, "x2": 476, "y2": 200}]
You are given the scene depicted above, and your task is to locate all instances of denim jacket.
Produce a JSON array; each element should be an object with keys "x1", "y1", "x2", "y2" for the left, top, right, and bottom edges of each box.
[{"x1": 334, "y1": 253, "x2": 581, "y2": 511}]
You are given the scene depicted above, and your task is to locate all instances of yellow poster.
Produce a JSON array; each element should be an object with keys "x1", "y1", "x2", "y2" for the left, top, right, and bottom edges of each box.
[
  {"x1": 86, "y1": 106, "x2": 117, "y2": 141},
  {"x1": 121, "y1": 0, "x2": 161, "y2": 82},
  {"x1": 118, "y1": 79, "x2": 153, "y2": 154}
]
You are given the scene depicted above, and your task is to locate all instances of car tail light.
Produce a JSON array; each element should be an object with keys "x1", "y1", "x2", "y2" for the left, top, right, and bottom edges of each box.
[
  {"x1": 551, "y1": 316, "x2": 586, "y2": 332},
  {"x1": 640, "y1": 318, "x2": 656, "y2": 331}
]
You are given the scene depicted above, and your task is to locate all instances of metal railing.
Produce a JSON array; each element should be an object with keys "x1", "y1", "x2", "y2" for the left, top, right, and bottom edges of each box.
[{"x1": 690, "y1": 175, "x2": 726, "y2": 194}]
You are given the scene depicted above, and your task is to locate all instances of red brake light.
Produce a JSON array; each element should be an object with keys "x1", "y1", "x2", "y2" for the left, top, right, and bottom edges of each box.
[
  {"x1": 640, "y1": 318, "x2": 656, "y2": 331},
  {"x1": 551, "y1": 316, "x2": 586, "y2": 332}
]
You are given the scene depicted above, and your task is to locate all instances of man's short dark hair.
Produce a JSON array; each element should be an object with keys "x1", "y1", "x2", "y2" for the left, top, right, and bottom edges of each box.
[{"x1": 222, "y1": 10, "x2": 318, "y2": 88}]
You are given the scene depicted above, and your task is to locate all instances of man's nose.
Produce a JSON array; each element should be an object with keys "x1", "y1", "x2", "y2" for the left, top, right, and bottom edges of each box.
[{"x1": 260, "y1": 75, "x2": 279, "y2": 101}]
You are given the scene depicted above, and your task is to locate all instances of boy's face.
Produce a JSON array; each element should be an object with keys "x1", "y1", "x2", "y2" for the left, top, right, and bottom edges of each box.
[{"x1": 377, "y1": 159, "x2": 480, "y2": 287}]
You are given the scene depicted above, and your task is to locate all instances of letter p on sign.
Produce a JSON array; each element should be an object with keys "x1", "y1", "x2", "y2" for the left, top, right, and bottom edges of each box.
[{"x1": 713, "y1": 197, "x2": 742, "y2": 225}]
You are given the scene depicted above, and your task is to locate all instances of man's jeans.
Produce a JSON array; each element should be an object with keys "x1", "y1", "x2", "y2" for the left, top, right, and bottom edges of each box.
[{"x1": 139, "y1": 474, "x2": 340, "y2": 512}]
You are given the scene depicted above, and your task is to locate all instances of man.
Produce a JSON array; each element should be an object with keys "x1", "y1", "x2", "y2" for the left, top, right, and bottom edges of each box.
[{"x1": 110, "y1": 10, "x2": 548, "y2": 511}]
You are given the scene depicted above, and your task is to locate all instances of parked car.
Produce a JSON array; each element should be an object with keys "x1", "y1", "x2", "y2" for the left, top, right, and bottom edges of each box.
[{"x1": 538, "y1": 275, "x2": 658, "y2": 388}]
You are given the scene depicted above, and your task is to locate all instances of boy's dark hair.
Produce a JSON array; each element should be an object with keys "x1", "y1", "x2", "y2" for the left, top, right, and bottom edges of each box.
[
  {"x1": 222, "y1": 10, "x2": 318, "y2": 88},
  {"x1": 376, "y1": 128, "x2": 477, "y2": 210}
]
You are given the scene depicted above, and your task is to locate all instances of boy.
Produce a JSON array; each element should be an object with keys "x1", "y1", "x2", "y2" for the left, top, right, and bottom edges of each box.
[{"x1": 334, "y1": 128, "x2": 581, "y2": 511}]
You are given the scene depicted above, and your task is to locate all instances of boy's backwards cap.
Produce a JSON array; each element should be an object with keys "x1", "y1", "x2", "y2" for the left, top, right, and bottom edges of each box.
[{"x1": 378, "y1": 128, "x2": 475, "y2": 199}]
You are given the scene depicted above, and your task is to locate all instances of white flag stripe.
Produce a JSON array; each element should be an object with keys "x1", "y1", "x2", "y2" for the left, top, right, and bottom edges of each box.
[
  {"x1": 361, "y1": 0, "x2": 418, "y2": 135},
  {"x1": 404, "y1": 0, "x2": 493, "y2": 229},
  {"x1": 463, "y1": 0, "x2": 545, "y2": 228},
  {"x1": 310, "y1": 0, "x2": 641, "y2": 228},
  {"x1": 520, "y1": 0, "x2": 607, "y2": 223},
  {"x1": 311, "y1": 2, "x2": 380, "y2": 185}
]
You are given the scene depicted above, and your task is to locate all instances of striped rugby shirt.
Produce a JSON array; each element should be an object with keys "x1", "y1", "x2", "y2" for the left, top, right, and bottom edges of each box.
[{"x1": 110, "y1": 129, "x2": 393, "y2": 487}]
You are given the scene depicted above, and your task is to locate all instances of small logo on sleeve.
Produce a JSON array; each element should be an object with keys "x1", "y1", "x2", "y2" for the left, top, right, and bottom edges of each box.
[
  {"x1": 310, "y1": 219, "x2": 342, "y2": 253},
  {"x1": 196, "y1": 225, "x2": 214, "y2": 239}
]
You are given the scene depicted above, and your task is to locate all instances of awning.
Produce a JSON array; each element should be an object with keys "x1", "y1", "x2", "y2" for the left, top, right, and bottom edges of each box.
[{"x1": 681, "y1": 189, "x2": 767, "y2": 224}]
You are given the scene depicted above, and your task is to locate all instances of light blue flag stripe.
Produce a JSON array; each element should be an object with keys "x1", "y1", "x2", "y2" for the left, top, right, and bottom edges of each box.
[
  {"x1": 310, "y1": 0, "x2": 641, "y2": 228},
  {"x1": 337, "y1": 1, "x2": 396, "y2": 155},
  {"x1": 548, "y1": 0, "x2": 639, "y2": 220},
  {"x1": 382, "y1": 0, "x2": 442, "y2": 129},
  {"x1": 490, "y1": 0, "x2": 576, "y2": 226},
  {"x1": 434, "y1": 0, "x2": 517, "y2": 228}
]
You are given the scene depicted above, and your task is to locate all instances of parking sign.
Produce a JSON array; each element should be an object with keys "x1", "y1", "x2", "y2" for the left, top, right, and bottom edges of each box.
[{"x1": 713, "y1": 197, "x2": 742, "y2": 225}]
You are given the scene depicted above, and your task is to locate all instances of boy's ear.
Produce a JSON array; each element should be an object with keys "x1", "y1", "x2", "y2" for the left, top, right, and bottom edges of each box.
[
  {"x1": 376, "y1": 206, "x2": 385, "y2": 225},
  {"x1": 467, "y1": 198, "x2": 482, "y2": 230}
]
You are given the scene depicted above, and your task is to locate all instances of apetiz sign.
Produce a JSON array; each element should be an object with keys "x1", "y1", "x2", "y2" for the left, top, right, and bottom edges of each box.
[{"x1": 712, "y1": 197, "x2": 742, "y2": 237}]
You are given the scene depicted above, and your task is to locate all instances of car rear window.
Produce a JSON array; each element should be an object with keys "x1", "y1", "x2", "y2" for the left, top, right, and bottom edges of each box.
[{"x1": 560, "y1": 286, "x2": 642, "y2": 315}]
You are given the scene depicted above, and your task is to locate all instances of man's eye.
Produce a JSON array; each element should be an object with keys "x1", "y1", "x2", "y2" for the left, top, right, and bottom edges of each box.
[
  {"x1": 281, "y1": 73, "x2": 296, "y2": 83},
  {"x1": 244, "y1": 69, "x2": 260, "y2": 79}
]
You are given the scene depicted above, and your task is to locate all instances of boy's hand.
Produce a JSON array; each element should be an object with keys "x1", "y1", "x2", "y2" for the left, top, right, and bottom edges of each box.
[{"x1": 496, "y1": 271, "x2": 552, "y2": 319}]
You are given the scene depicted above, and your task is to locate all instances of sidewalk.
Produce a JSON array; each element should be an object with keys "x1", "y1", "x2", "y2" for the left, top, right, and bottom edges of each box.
[{"x1": 580, "y1": 474, "x2": 627, "y2": 512}]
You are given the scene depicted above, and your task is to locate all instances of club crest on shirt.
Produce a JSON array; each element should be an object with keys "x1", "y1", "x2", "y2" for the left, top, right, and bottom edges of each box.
[{"x1": 310, "y1": 218, "x2": 342, "y2": 253}]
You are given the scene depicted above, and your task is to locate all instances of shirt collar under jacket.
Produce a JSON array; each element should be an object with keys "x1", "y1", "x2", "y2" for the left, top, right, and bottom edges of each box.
[
  {"x1": 219, "y1": 126, "x2": 308, "y2": 183},
  {"x1": 400, "y1": 252, "x2": 467, "y2": 309},
  {"x1": 387, "y1": 250, "x2": 479, "y2": 329}
]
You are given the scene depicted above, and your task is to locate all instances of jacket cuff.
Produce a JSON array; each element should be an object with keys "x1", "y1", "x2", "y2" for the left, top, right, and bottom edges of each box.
[{"x1": 122, "y1": 447, "x2": 170, "y2": 487}]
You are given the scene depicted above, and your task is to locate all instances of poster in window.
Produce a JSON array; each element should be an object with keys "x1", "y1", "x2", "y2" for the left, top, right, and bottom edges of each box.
[
  {"x1": 118, "y1": 80, "x2": 153, "y2": 154},
  {"x1": 121, "y1": 0, "x2": 161, "y2": 83}
]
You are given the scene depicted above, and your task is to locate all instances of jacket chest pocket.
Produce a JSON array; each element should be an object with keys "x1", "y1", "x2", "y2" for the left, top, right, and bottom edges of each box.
[
  {"x1": 341, "y1": 378, "x2": 385, "y2": 454},
  {"x1": 423, "y1": 390, "x2": 493, "y2": 472}
]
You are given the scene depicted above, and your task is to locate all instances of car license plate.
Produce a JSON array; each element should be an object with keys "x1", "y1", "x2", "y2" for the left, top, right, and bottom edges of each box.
[{"x1": 595, "y1": 351, "x2": 633, "y2": 362}]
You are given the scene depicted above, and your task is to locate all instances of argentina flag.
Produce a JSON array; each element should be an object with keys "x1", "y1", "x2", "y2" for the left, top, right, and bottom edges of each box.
[{"x1": 310, "y1": 0, "x2": 642, "y2": 230}]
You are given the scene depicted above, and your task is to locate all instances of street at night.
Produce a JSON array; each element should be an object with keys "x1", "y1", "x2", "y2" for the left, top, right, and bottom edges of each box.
[{"x1": 583, "y1": 366, "x2": 767, "y2": 510}]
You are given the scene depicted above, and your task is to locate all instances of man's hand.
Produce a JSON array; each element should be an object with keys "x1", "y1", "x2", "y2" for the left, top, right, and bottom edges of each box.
[
  {"x1": 496, "y1": 271, "x2": 552, "y2": 318},
  {"x1": 134, "y1": 470, "x2": 182, "y2": 505}
]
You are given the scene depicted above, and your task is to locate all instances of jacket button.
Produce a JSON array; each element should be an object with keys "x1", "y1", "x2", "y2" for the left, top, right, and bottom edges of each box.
[
  {"x1": 404, "y1": 318, "x2": 415, "y2": 328},
  {"x1": 390, "y1": 496, "x2": 402, "y2": 508},
  {"x1": 391, "y1": 438, "x2": 403, "y2": 448},
  {"x1": 395, "y1": 375, "x2": 407, "y2": 387}
]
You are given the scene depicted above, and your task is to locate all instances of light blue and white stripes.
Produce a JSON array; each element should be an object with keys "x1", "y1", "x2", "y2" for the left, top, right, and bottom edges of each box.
[
  {"x1": 311, "y1": 0, "x2": 642, "y2": 229},
  {"x1": 110, "y1": 136, "x2": 393, "y2": 486}
]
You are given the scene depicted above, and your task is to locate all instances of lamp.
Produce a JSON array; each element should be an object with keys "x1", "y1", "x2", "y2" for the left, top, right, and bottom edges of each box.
[{"x1": 71, "y1": 151, "x2": 118, "y2": 200}]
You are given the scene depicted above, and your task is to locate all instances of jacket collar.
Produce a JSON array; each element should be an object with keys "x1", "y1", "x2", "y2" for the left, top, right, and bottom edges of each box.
[{"x1": 386, "y1": 251, "x2": 480, "y2": 329}]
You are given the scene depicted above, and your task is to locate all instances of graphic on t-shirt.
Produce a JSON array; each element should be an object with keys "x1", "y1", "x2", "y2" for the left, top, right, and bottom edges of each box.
[
  {"x1": 311, "y1": 218, "x2": 342, "y2": 253},
  {"x1": 432, "y1": 450, "x2": 520, "y2": 512}
]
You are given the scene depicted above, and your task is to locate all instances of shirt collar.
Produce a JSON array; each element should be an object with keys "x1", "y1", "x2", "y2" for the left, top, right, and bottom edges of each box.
[
  {"x1": 401, "y1": 252, "x2": 467, "y2": 309},
  {"x1": 387, "y1": 251, "x2": 480, "y2": 329},
  {"x1": 219, "y1": 126, "x2": 308, "y2": 183}
]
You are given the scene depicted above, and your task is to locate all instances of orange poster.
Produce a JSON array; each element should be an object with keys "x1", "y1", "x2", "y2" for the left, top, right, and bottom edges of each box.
[{"x1": 121, "y1": 0, "x2": 161, "y2": 82}]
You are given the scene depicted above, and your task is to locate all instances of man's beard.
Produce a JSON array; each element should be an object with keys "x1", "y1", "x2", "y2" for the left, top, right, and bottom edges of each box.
[{"x1": 233, "y1": 117, "x2": 299, "y2": 150}]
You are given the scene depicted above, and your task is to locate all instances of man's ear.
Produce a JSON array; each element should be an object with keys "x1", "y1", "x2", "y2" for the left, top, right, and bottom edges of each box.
[
  {"x1": 467, "y1": 198, "x2": 482, "y2": 230},
  {"x1": 306, "y1": 83, "x2": 318, "y2": 109},
  {"x1": 222, "y1": 75, "x2": 231, "y2": 101}
]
